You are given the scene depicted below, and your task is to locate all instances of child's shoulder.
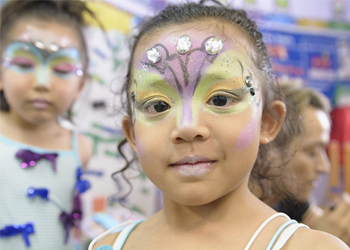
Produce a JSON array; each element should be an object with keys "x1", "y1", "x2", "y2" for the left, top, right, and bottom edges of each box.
[
  {"x1": 92, "y1": 232, "x2": 120, "y2": 250},
  {"x1": 285, "y1": 227, "x2": 348, "y2": 249},
  {"x1": 76, "y1": 133, "x2": 93, "y2": 168}
]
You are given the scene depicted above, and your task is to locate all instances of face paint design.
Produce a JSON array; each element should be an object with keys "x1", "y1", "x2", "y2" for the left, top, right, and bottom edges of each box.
[
  {"x1": 132, "y1": 35, "x2": 261, "y2": 141},
  {"x1": 2, "y1": 41, "x2": 83, "y2": 85}
]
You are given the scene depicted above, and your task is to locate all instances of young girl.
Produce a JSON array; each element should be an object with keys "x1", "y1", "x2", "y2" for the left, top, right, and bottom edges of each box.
[
  {"x1": 0, "y1": 0, "x2": 96, "y2": 249},
  {"x1": 90, "y1": 2, "x2": 348, "y2": 250}
]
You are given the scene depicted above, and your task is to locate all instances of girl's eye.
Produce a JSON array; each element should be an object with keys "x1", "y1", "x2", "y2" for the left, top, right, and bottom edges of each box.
[
  {"x1": 207, "y1": 95, "x2": 235, "y2": 107},
  {"x1": 53, "y1": 64, "x2": 76, "y2": 74},
  {"x1": 144, "y1": 101, "x2": 170, "y2": 114},
  {"x1": 10, "y1": 57, "x2": 34, "y2": 69}
]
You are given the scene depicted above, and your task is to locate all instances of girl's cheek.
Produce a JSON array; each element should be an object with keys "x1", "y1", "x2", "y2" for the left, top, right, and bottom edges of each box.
[
  {"x1": 235, "y1": 113, "x2": 260, "y2": 151},
  {"x1": 135, "y1": 133, "x2": 145, "y2": 158}
]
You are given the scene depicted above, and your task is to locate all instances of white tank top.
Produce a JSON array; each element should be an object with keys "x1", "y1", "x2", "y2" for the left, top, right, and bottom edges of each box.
[{"x1": 89, "y1": 212, "x2": 309, "y2": 250}]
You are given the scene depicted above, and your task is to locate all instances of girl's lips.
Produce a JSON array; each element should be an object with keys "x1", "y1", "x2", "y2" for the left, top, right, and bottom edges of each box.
[
  {"x1": 170, "y1": 155, "x2": 216, "y2": 176},
  {"x1": 31, "y1": 99, "x2": 50, "y2": 109},
  {"x1": 171, "y1": 155, "x2": 214, "y2": 165}
]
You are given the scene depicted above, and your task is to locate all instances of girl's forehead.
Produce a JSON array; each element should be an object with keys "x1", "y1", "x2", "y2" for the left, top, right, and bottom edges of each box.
[
  {"x1": 134, "y1": 24, "x2": 250, "y2": 62},
  {"x1": 4, "y1": 18, "x2": 82, "y2": 51}
]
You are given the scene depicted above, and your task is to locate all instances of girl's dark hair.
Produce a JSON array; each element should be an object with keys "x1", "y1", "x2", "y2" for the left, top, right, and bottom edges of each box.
[
  {"x1": 0, "y1": 0, "x2": 101, "y2": 120},
  {"x1": 115, "y1": 1, "x2": 301, "y2": 201}
]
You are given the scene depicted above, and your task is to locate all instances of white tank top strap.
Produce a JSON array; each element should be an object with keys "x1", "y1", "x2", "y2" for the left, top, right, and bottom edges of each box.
[
  {"x1": 265, "y1": 219, "x2": 298, "y2": 250},
  {"x1": 244, "y1": 213, "x2": 291, "y2": 250},
  {"x1": 271, "y1": 223, "x2": 309, "y2": 250},
  {"x1": 88, "y1": 220, "x2": 139, "y2": 250},
  {"x1": 112, "y1": 220, "x2": 144, "y2": 250}
]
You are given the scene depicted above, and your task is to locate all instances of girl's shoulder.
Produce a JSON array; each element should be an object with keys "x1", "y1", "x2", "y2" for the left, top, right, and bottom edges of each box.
[
  {"x1": 285, "y1": 227, "x2": 348, "y2": 249},
  {"x1": 92, "y1": 231, "x2": 121, "y2": 250},
  {"x1": 76, "y1": 133, "x2": 93, "y2": 168}
]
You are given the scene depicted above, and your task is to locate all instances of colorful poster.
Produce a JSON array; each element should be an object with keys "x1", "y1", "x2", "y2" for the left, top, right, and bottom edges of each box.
[{"x1": 261, "y1": 28, "x2": 341, "y2": 103}]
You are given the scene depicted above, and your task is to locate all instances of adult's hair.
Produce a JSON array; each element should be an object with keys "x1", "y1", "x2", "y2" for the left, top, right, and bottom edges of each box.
[
  {"x1": 114, "y1": 1, "x2": 301, "y2": 202},
  {"x1": 280, "y1": 83, "x2": 331, "y2": 123},
  {"x1": 0, "y1": 0, "x2": 101, "y2": 118}
]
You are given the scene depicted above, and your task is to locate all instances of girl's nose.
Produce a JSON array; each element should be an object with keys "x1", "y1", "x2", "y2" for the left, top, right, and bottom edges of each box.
[
  {"x1": 35, "y1": 66, "x2": 51, "y2": 87},
  {"x1": 316, "y1": 149, "x2": 331, "y2": 174},
  {"x1": 170, "y1": 124, "x2": 210, "y2": 143}
]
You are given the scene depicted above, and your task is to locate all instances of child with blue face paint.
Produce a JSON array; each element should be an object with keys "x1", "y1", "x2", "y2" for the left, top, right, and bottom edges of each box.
[
  {"x1": 0, "y1": 1, "x2": 98, "y2": 249},
  {"x1": 89, "y1": 2, "x2": 348, "y2": 250}
]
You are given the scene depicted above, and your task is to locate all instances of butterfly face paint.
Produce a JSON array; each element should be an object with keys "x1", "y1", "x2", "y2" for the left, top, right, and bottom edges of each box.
[
  {"x1": 131, "y1": 32, "x2": 261, "y2": 151},
  {"x1": 2, "y1": 41, "x2": 83, "y2": 85}
]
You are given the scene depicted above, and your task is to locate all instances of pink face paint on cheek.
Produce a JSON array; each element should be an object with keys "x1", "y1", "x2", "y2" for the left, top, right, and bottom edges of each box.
[
  {"x1": 236, "y1": 114, "x2": 259, "y2": 151},
  {"x1": 135, "y1": 134, "x2": 144, "y2": 157}
]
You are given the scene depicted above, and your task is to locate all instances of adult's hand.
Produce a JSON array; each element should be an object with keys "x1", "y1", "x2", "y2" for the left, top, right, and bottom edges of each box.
[{"x1": 303, "y1": 192, "x2": 350, "y2": 246}]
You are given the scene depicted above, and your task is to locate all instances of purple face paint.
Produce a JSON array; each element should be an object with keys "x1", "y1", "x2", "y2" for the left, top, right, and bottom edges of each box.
[
  {"x1": 134, "y1": 33, "x2": 236, "y2": 128},
  {"x1": 236, "y1": 113, "x2": 259, "y2": 151},
  {"x1": 135, "y1": 134, "x2": 144, "y2": 157}
]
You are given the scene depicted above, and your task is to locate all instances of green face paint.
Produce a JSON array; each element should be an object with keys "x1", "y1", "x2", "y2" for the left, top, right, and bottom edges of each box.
[
  {"x1": 131, "y1": 36, "x2": 260, "y2": 128},
  {"x1": 2, "y1": 41, "x2": 83, "y2": 85}
]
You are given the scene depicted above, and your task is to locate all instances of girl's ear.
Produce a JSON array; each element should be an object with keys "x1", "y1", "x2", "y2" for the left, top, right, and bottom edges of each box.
[
  {"x1": 122, "y1": 116, "x2": 137, "y2": 152},
  {"x1": 260, "y1": 100, "x2": 286, "y2": 144}
]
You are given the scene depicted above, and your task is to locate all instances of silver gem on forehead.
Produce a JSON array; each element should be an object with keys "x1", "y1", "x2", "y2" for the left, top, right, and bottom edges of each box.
[
  {"x1": 146, "y1": 47, "x2": 161, "y2": 64},
  {"x1": 176, "y1": 35, "x2": 192, "y2": 54},
  {"x1": 205, "y1": 37, "x2": 223, "y2": 55}
]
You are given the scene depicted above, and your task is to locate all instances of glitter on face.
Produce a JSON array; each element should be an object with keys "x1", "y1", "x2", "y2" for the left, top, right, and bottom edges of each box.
[
  {"x1": 205, "y1": 37, "x2": 223, "y2": 55},
  {"x1": 176, "y1": 35, "x2": 192, "y2": 54},
  {"x1": 133, "y1": 34, "x2": 261, "y2": 142}
]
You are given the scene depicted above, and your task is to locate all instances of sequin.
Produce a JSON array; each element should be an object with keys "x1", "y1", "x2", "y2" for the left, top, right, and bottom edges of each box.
[
  {"x1": 76, "y1": 69, "x2": 83, "y2": 76},
  {"x1": 0, "y1": 222, "x2": 35, "y2": 247},
  {"x1": 146, "y1": 47, "x2": 161, "y2": 63},
  {"x1": 27, "y1": 187, "x2": 49, "y2": 201},
  {"x1": 131, "y1": 91, "x2": 136, "y2": 102},
  {"x1": 15, "y1": 149, "x2": 58, "y2": 171},
  {"x1": 205, "y1": 37, "x2": 223, "y2": 55},
  {"x1": 245, "y1": 76, "x2": 252, "y2": 87},
  {"x1": 176, "y1": 35, "x2": 192, "y2": 54},
  {"x1": 250, "y1": 88, "x2": 256, "y2": 96}
]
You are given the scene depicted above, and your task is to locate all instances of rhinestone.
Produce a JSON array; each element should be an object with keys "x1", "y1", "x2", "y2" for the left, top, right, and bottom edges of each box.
[
  {"x1": 205, "y1": 37, "x2": 223, "y2": 55},
  {"x1": 146, "y1": 47, "x2": 161, "y2": 63},
  {"x1": 49, "y1": 44, "x2": 59, "y2": 52},
  {"x1": 76, "y1": 69, "x2": 83, "y2": 76},
  {"x1": 131, "y1": 91, "x2": 136, "y2": 102},
  {"x1": 245, "y1": 76, "x2": 252, "y2": 87},
  {"x1": 176, "y1": 35, "x2": 192, "y2": 54},
  {"x1": 34, "y1": 41, "x2": 45, "y2": 49},
  {"x1": 250, "y1": 88, "x2": 256, "y2": 96}
]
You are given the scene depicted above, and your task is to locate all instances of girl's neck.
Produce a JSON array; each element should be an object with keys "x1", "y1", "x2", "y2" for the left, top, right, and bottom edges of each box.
[
  {"x1": 0, "y1": 111, "x2": 70, "y2": 149},
  {"x1": 160, "y1": 179, "x2": 273, "y2": 228},
  {"x1": 1, "y1": 111, "x2": 60, "y2": 133}
]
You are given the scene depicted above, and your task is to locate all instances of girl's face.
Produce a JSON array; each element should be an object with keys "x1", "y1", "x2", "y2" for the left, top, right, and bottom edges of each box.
[
  {"x1": 124, "y1": 25, "x2": 265, "y2": 206},
  {"x1": 0, "y1": 18, "x2": 84, "y2": 124}
]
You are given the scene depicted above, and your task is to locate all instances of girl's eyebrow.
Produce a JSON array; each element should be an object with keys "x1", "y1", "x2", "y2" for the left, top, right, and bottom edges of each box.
[{"x1": 8, "y1": 40, "x2": 78, "y2": 52}]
